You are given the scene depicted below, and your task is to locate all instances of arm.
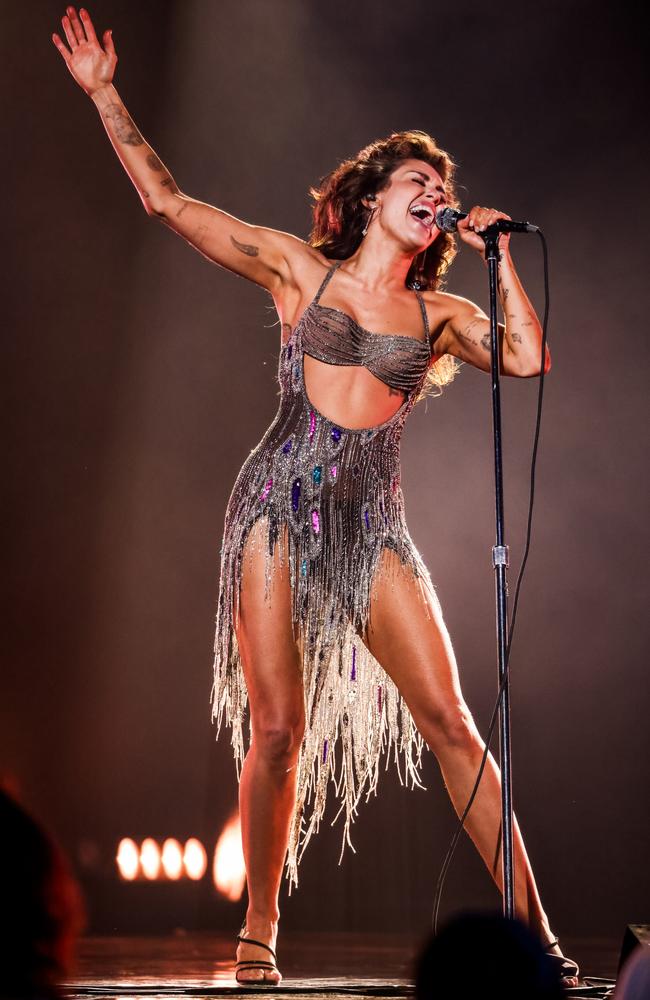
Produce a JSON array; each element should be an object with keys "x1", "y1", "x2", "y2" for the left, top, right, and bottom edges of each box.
[
  {"x1": 434, "y1": 205, "x2": 550, "y2": 377},
  {"x1": 52, "y1": 7, "x2": 299, "y2": 293}
]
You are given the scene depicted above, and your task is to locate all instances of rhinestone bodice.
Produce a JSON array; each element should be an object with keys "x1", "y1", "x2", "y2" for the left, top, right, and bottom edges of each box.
[{"x1": 301, "y1": 261, "x2": 431, "y2": 396}]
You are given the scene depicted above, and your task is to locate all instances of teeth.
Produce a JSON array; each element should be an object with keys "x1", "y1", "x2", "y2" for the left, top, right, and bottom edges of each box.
[{"x1": 409, "y1": 204, "x2": 434, "y2": 225}]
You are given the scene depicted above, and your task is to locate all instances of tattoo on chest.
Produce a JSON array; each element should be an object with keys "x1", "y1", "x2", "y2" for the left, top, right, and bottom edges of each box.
[
  {"x1": 230, "y1": 235, "x2": 260, "y2": 257},
  {"x1": 282, "y1": 323, "x2": 292, "y2": 343}
]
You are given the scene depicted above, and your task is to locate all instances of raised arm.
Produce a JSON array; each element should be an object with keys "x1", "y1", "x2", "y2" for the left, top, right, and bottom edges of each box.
[
  {"x1": 52, "y1": 6, "x2": 302, "y2": 294},
  {"x1": 433, "y1": 205, "x2": 550, "y2": 377}
]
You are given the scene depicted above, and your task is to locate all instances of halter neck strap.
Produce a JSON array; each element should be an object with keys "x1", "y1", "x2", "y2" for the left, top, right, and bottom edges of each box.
[
  {"x1": 414, "y1": 290, "x2": 431, "y2": 343},
  {"x1": 312, "y1": 261, "x2": 343, "y2": 306}
]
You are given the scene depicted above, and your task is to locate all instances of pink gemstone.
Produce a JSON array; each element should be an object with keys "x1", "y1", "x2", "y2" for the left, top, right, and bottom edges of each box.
[
  {"x1": 330, "y1": 464, "x2": 337, "y2": 479},
  {"x1": 311, "y1": 509, "x2": 320, "y2": 534},
  {"x1": 309, "y1": 410, "x2": 316, "y2": 439},
  {"x1": 259, "y1": 477, "x2": 273, "y2": 501}
]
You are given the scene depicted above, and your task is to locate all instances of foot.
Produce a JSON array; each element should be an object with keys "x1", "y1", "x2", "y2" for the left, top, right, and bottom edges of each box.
[
  {"x1": 544, "y1": 937, "x2": 579, "y2": 989},
  {"x1": 235, "y1": 916, "x2": 282, "y2": 986}
]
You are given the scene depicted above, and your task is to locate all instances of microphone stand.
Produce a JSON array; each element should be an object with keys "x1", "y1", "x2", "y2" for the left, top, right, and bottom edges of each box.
[{"x1": 483, "y1": 230, "x2": 515, "y2": 920}]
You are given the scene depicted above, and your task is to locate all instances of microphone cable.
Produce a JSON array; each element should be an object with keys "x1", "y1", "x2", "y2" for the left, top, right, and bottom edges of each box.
[{"x1": 431, "y1": 230, "x2": 551, "y2": 932}]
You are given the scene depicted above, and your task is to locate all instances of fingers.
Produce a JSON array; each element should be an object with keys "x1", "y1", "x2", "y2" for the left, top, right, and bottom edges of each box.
[
  {"x1": 61, "y1": 14, "x2": 78, "y2": 49},
  {"x1": 66, "y1": 6, "x2": 87, "y2": 45},
  {"x1": 465, "y1": 206, "x2": 512, "y2": 233},
  {"x1": 103, "y1": 28, "x2": 117, "y2": 59},
  {"x1": 51, "y1": 32, "x2": 72, "y2": 63},
  {"x1": 79, "y1": 7, "x2": 99, "y2": 44}
]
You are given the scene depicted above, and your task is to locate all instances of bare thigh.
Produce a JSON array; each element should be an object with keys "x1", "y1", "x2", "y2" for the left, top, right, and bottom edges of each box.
[
  {"x1": 364, "y1": 548, "x2": 477, "y2": 745},
  {"x1": 236, "y1": 519, "x2": 305, "y2": 745}
]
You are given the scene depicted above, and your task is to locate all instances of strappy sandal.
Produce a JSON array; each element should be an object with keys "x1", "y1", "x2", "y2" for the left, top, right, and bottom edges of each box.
[
  {"x1": 235, "y1": 924, "x2": 281, "y2": 986},
  {"x1": 544, "y1": 936, "x2": 580, "y2": 986}
]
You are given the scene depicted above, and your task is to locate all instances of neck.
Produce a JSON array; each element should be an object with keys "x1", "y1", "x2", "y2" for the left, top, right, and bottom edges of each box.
[{"x1": 339, "y1": 229, "x2": 418, "y2": 292}]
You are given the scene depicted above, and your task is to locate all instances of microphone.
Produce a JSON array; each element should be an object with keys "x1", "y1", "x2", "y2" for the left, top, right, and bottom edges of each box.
[{"x1": 435, "y1": 206, "x2": 539, "y2": 235}]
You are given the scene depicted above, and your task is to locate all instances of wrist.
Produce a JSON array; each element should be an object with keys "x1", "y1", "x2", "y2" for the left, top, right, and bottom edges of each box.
[{"x1": 90, "y1": 82, "x2": 117, "y2": 105}]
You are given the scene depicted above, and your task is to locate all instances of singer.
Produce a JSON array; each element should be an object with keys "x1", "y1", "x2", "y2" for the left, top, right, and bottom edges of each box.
[{"x1": 52, "y1": 6, "x2": 578, "y2": 989}]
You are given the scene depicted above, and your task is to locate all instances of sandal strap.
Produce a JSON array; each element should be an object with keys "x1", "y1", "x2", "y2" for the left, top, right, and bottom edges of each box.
[
  {"x1": 236, "y1": 960, "x2": 278, "y2": 970},
  {"x1": 237, "y1": 933, "x2": 277, "y2": 962}
]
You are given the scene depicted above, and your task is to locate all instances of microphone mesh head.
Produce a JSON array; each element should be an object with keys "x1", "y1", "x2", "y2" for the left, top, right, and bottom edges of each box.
[{"x1": 435, "y1": 206, "x2": 460, "y2": 233}]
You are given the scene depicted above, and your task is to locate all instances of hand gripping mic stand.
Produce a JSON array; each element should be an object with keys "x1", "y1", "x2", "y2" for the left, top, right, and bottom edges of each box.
[{"x1": 483, "y1": 229, "x2": 515, "y2": 919}]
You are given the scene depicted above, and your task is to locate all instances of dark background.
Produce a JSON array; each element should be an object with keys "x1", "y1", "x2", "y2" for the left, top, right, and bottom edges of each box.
[{"x1": 3, "y1": 0, "x2": 648, "y2": 949}]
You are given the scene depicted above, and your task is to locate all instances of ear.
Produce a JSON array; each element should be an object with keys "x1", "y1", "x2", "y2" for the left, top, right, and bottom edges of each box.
[{"x1": 361, "y1": 193, "x2": 377, "y2": 210}]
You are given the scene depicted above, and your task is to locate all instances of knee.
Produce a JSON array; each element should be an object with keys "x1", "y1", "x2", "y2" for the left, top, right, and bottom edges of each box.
[
  {"x1": 419, "y1": 700, "x2": 480, "y2": 755},
  {"x1": 253, "y1": 715, "x2": 305, "y2": 769}
]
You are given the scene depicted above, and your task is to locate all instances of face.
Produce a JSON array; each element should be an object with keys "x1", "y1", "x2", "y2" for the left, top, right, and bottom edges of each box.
[{"x1": 372, "y1": 158, "x2": 448, "y2": 251}]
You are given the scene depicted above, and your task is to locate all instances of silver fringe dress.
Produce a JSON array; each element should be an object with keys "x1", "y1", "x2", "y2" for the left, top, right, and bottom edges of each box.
[{"x1": 212, "y1": 261, "x2": 437, "y2": 888}]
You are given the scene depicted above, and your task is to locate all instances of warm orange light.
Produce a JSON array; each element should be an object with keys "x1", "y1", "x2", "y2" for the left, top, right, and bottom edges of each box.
[
  {"x1": 183, "y1": 838, "x2": 207, "y2": 881},
  {"x1": 213, "y1": 813, "x2": 246, "y2": 901},
  {"x1": 161, "y1": 838, "x2": 183, "y2": 880},
  {"x1": 140, "y1": 838, "x2": 161, "y2": 880},
  {"x1": 116, "y1": 838, "x2": 140, "y2": 881}
]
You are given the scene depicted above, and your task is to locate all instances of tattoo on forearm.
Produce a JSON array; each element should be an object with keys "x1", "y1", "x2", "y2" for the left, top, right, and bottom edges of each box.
[
  {"x1": 160, "y1": 176, "x2": 178, "y2": 191},
  {"x1": 146, "y1": 153, "x2": 164, "y2": 171},
  {"x1": 501, "y1": 287, "x2": 510, "y2": 300},
  {"x1": 176, "y1": 202, "x2": 189, "y2": 218},
  {"x1": 522, "y1": 320, "x2": 533, "y2": 327},
  {"x1": 103, "y1": 103, "x2": 144, "y2": 146},
  {"x1": 230, "y1": 234, "x2": 260, "y2": 257},
  {"x1": 480, "y1": 333, "x2": 491, "y2": 352},
  {"x1": 511, "y1": 332, "x2": 523, "y2": 343},
  {"x1": 194, "y1": 225, "x2": 209, "y2": 249}
]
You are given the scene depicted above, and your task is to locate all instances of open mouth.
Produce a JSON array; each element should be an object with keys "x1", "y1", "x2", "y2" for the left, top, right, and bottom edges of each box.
[{"x1": 408, "y1": 203, "x2": 436, "y2": 233}]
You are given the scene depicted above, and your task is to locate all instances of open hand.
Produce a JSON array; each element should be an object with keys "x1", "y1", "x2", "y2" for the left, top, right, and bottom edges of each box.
[
  {"x1": 456, "y1": 205, "x2": 511, "y2": 256},
  {"x1": 52, "y1": 6, "x2": 117, "y2": 96}
]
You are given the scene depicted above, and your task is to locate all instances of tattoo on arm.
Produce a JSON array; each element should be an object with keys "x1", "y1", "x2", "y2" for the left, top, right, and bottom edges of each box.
[
  {"x1": 146, "y1": 153, "x2": 164, "y2": 171},
  {"x1": 480, "y1": 332, "x2": 491, "y2": 352},
  {"x1": 510, "y1": 331, "x2": 523, "y2": 343},
  {"x1": 230, "y1": 234, "x2": 260, "y2": 257},
  {"x1": 501, "y1": 287, "x2": 510, "y2": 300},
  {"x1": 103, "y1": 103, "x2": 144, "y2": 146}
]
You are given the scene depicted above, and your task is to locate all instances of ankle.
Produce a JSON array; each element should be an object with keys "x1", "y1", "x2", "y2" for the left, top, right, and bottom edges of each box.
[{"x1": 245, "y1": 908, "x2": 280, "y2": 932}]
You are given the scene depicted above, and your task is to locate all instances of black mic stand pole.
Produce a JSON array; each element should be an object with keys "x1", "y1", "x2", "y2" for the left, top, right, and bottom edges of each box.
[{"x1": 483, "y1": 230, "x2": 515, "y2": 920}]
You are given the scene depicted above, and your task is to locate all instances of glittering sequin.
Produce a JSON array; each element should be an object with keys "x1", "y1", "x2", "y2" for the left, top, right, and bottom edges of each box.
[
  {"x1": 259, "y1": 477, "x2": 273, "y2": 502},
  {"x1": 291, "y1": 477, "x2": 301, "y2": 512},
  {"x1": 212, "y1": 260, "x2": 433, "y2": 890}
]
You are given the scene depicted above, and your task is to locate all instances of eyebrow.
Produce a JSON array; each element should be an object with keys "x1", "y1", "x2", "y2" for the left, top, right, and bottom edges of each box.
[{"x1": 408, "y1": 169, "x2": 446, "y2": 192}]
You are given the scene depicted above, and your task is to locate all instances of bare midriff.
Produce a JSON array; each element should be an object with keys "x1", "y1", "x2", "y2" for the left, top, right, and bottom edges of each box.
[{"x1": 303, "y1": 355, "x2": 407, "y2": 430}]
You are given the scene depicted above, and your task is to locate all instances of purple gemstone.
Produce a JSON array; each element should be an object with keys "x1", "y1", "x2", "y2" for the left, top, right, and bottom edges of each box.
[
  {"x1": 259, "y1": 477, "x2": 273, "y2": 502},
  {"x1": 331, "y1": 426, "x2": 342, "y2": 443},
  {"x1": 291, "y1": 477, "x2": 301, "y2": 512},
  {"x1": 322, "y1": 739, "x2": 329, "y2": 764},
  {"x1": 351, "y1": 645, "x2": 357, "y2": 681},
  {"x1": 282, "y1": 438, "x2": 292, "y2": 454},
  {"x1": 364, "y1": 509, "x2": 370, "y2": 531},
  {"x1": 309, "y1": 410, "x2": 316, "y2": 439},
  {"x1": 330, "y1": 464, "x2": 338, "y2": 479},
  {"x1": 287, "y1": 344, "x2": 293, "y2": 359},
  {"x1": 311, "y1": 509, "x2": 320, "y2": 535}
]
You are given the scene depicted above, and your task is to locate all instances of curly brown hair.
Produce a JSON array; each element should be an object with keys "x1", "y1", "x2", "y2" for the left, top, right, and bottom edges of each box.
[{"x1": 309, "y1": 130, "x2": 460, "y2": 392}]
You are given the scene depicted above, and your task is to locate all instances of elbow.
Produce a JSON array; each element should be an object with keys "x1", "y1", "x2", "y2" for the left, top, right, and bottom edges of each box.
[{"x1": 519, "y1": 350, "x2": 551, "y2": 378}]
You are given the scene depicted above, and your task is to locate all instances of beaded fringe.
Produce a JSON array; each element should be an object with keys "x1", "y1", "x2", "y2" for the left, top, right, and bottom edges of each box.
[{"x1": 211, "y1": 263, "x2": 435, "y2": 889}]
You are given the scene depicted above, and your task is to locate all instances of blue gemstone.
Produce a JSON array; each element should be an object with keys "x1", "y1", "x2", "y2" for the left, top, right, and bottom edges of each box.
[
  {"x1": 331, "y1": 427, "x2": 342, "y2": 443},
  {"x1": 300, "y1": 558, "x2": 308, "y2": 577},
  {"x1": 291, "y1": 477, "x2": 301, "y2": 512},
  {"x1": 282, "y1": 438, "x2": 292, "y2": 454},
  {"x1": 312, "y1": 465, "x2": 322, "y2": 485}
]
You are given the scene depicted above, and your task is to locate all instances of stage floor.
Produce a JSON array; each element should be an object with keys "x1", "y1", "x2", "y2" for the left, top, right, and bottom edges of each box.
[{"x1": 63, "y1": 932, "x2": 620, "y2": 998}]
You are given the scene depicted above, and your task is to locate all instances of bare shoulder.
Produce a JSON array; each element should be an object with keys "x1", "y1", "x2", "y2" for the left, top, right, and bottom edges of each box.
[{"x1": 272, "y1": 244, "x2": 337, "y2": 327}]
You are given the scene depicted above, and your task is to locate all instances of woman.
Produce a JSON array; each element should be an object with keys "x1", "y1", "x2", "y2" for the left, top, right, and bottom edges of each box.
[{"x1": 53, "y1": 7, "x2": 579, "y2": 988}]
